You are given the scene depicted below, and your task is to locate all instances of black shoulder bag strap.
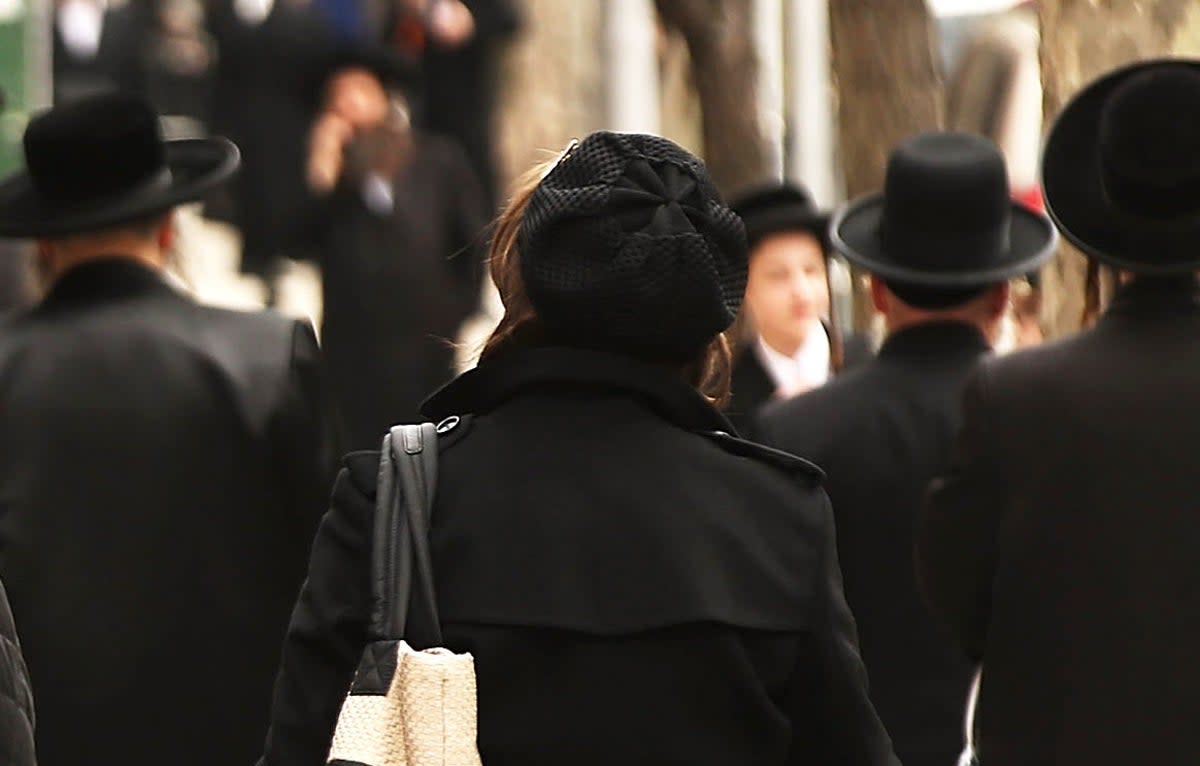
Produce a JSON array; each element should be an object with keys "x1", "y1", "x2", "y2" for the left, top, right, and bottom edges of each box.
[{"x1": 369, "y1": 422, "x2": 443, "y2": 647}]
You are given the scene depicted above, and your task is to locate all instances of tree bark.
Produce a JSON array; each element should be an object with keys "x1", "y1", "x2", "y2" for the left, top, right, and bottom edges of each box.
[
  {"x1": 1039, "y1": 0, "x2": 1200, "y2": 336},
  {"x1": 829, "y1": 0, "x2": 944, "y2": 330},
  {"x1": 654, "y1": 0, "x2": 772, "y2": 196}
]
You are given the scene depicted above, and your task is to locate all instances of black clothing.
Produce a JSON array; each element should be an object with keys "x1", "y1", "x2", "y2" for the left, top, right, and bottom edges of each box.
[
  {"x1": 260, "y1": 346, "x2": 899, "y2": 766},
  {"x1": 0, "y1": 579, "x2": 34, "y2": 766},
  {"x1": 52, "y1": 3, "x2": 148, "y2": 105},
  {"x1": 756, "y1": 322, "x2": 986, "y2": 766},
  {"x1": 725, "y1": 327, "x2": 875, "y2": 437},
  {"x1": 419, "y1": 0, "x2": 520, "y2": 210},
  {"x1": 0, "y1": 242, "x2": 32, "y2": 314},
  {"x1": 921, "y1": 277, "x2": 1200, "y2": 766},
  {"x1": 727, "y1": 343, "x2": 777, "y2": 436},
  {"x1": 317, "y1": 132, "x2": 487, "y2": 449},
  {"x1": 205, "y1": 0, "x2": 339, "y2": 273},
  {"x1": 0, "y1": 258, "x2": 337, "y2": 766}
]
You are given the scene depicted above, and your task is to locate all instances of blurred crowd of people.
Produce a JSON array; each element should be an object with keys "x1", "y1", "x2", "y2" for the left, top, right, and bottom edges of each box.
[{"x1": 42, "y1": 0, "x2": 519, "y2": 443}]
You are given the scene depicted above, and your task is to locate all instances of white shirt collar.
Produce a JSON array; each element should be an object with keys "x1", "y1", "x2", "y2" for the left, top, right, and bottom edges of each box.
[{"x1": 756, "y1": 321, "x2": 831, "y2": 399}]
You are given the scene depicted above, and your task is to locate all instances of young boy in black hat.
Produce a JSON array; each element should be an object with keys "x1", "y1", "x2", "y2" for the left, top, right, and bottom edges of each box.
[
  {"x1": 726, "y1": 182, "x2": 873, "y2": 435},
  {"x1": 921, "y1": 59, "x2": 1200, "y2": 766},
  {"x1": 0, "y1": 93, "x2": 337, "y2": 766},
  {"x1": 756, "y1": 131, "x2": 1057, "y2": 766}
]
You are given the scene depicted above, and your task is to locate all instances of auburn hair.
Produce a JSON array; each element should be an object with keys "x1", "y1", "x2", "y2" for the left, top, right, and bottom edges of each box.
[{"x1": 480, "y1": 156, "x2": 734, "y2": 406}]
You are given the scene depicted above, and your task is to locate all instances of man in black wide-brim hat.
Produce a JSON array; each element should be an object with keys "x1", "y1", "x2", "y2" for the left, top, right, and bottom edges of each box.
[
  {"x1": 919, "y1": 59, "x2": 1200, "y2": 766},
  {"x1": 0, "y1": 93, "x2": 337, "y2": 766},
  {"x1": 756, "y1": 131, "x2": 1057, "y2": 766}
]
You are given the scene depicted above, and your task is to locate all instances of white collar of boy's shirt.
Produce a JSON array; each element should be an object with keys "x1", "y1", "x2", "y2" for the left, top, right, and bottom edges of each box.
[{"x1": 756, "y1": 320, "x2": 831, "y2": 399}]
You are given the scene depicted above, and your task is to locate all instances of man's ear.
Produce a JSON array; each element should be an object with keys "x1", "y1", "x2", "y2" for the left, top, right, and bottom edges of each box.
[
  {"x1": 157, "y1": 212, "x2": 176, "y2": 251},
  {"x1": 989, "y1": 281, "x2": 1012, "y2": 320},
  {"x1": 870, "y1": 275, "x2": 889, "y2": 314}
]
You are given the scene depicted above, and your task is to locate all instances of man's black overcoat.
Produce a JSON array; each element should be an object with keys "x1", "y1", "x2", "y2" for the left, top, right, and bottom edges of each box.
[
  {"x1": 921, "y1": 277, "x2": 1200, "y2": 766},
  {"x1": 0, "y1": 258, "x2": 337, "y2": 766},
  {"x1": 756, "y1": 322, "x2": 984, "y2": 766}
]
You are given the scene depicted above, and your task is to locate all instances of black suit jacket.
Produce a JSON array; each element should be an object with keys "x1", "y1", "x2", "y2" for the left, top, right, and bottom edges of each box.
[
  {"x1": 756, "y1": 322, "x2": 985, "y2": 766},
  {"x1": 259, "y1": 347, "x2": 899, "y2": 766},
  {"x1": 0, "y1": 259, "x2": 337, "y2": 766},
  {"x1": 726, "y1": 325, "x2": 875, "y2": 438},
  {"x1": 920, "y1": 277, "x2": 1200, "y2": 766}
]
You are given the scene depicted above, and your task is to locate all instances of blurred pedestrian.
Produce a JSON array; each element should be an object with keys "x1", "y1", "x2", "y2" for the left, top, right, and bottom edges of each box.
[
  {"x1": 53, "y1": 0, "x2": 149, "y2": 103},
  {"x1": 0, "y1": 93, "x2": 338, "y2": 766},
  {"x1": 756, "y1": 132, "x2": 1057, "y2": 766},
  {"x1": 258, "y1": 132, "x2": 900, "y2": 766},
  {"x1": 308, "y1": 66, "x2": 487, "y2": 448},
  {"x1": 205, "y1": 0, "x2": 355, "y2": 291},
  {"x1": 725, "y1": 182, "x2": 871, "y2": 434},
  {"x1": 418, "y1": 0, "x2": 520, "y2": 212},
  {"x1": 921, "y1": 59, "x2": 1200, "y2": 766}
]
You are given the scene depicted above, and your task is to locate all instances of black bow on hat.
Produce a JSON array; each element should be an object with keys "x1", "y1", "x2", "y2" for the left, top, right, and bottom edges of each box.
[
  {"x1": 0, "y1": 92, "x2": 239, "y2": 238},
  {"x1": 519, "y1": 131, "x2": 748, "y2": 361},
  {"x1": 1043, "y1": 58, "x2": 1200, "y2": 273}
]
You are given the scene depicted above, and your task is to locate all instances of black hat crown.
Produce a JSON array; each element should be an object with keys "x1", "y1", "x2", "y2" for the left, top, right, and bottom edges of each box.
[
  {"x1": 730, "y1": 182, "x2": 828, "y2": 252},
  {"x1": 1042, "y1": 58, "x2": 1200, "y2": 273},
  {"x1": 25, "y1": 94, "x2": 171, "y2": 207},
  {"x1": 1096, "y1": 67, "x2": 1200, "y2": 220},
  {"x1": 880, "y1": 132, "x2": 1011, "y2": 273}
]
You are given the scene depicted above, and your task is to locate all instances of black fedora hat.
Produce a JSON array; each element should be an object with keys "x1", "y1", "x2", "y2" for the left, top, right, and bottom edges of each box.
[
  {"x1": 1042, "y1": 59, "x2": 1200, "y2": 274},
  {"x1": 730, "y1": 182, "x2": 829, "y2": 252},
  {"x1": 832, "y1": 131, "x2": 1057, "y2": 287},
  {"x1": 0, "y1": 92, "x2": 239, "y2": 238}
]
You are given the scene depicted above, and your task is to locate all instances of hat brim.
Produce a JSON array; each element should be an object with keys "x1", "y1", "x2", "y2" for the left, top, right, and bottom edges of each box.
[
  {"x1": 0, "y1": 137, "x2": 239, "y2": 238},
  {"x1": 1042, "y1": 58, "x2": 1200, "y2": 274},
  {"x1": 831, "y1": 192, "x2": 1058, "y2": 286}
]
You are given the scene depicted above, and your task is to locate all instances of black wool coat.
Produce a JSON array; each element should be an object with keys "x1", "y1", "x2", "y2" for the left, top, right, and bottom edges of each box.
[
  {"x1": 0, "y1": 259, "x2": 338, "y2": 766},
  {"x1": 259, "y1": 346, "x2": 900, "y2": 766},
  {"x1": 0, "y1": 579, "x2": 34, "y2": 766},
  {"x1": 920, "y1": 277, "x2": 1200, "y2": 766},
  {"x1": 755, "y1": 322, "x2": 985, "y2": 766}
]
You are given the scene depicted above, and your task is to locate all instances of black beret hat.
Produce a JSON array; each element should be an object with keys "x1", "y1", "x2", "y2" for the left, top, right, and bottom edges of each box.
[
  {"x1": 518, "y1": 131, "x2": 748, "y2": 361},
  {"x1": 730, "y1": 182, "x2": 829, "y2": 253}
]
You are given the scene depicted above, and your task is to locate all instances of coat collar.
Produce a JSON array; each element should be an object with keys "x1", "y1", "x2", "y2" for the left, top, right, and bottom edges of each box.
[
  {"x1": 877, "y1": 320, "x2": 991, "y2": 363},
  {"x1": 1104, "y1": 275, "x2": 1200, "y2": 319},
  {"x1": 38, "y1": 257, "x2": 178, "y2": 311},
  {"x1": 422, "y1": 346, "x2": 737, "y2": 434}
]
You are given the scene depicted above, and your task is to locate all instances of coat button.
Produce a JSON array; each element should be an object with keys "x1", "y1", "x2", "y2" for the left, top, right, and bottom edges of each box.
[{"x1": 436, "y1": 416, "x2": 461, "y2": 434}]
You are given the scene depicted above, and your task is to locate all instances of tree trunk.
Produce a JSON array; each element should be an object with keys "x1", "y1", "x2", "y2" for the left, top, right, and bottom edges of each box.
[
  {"x1": 1039, "y1": 0, "x2": 1200, "y2": 337},
  {"x1": 654, "y1": 0, "x2": 772, "y2": 196},
  {"x1": 829, "y1": 0, "x2": 944, "y2": 330}
]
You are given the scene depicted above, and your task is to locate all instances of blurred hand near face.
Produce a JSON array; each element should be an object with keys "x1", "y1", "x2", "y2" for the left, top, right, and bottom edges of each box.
[{"x1": 428, "y1": 0, "x2": 475, "y2": 47}]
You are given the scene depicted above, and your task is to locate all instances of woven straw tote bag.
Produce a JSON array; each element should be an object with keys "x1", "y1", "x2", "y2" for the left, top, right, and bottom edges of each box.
[{"x1": 327, "y1": 423, "x2": 483, "y2": 766}]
